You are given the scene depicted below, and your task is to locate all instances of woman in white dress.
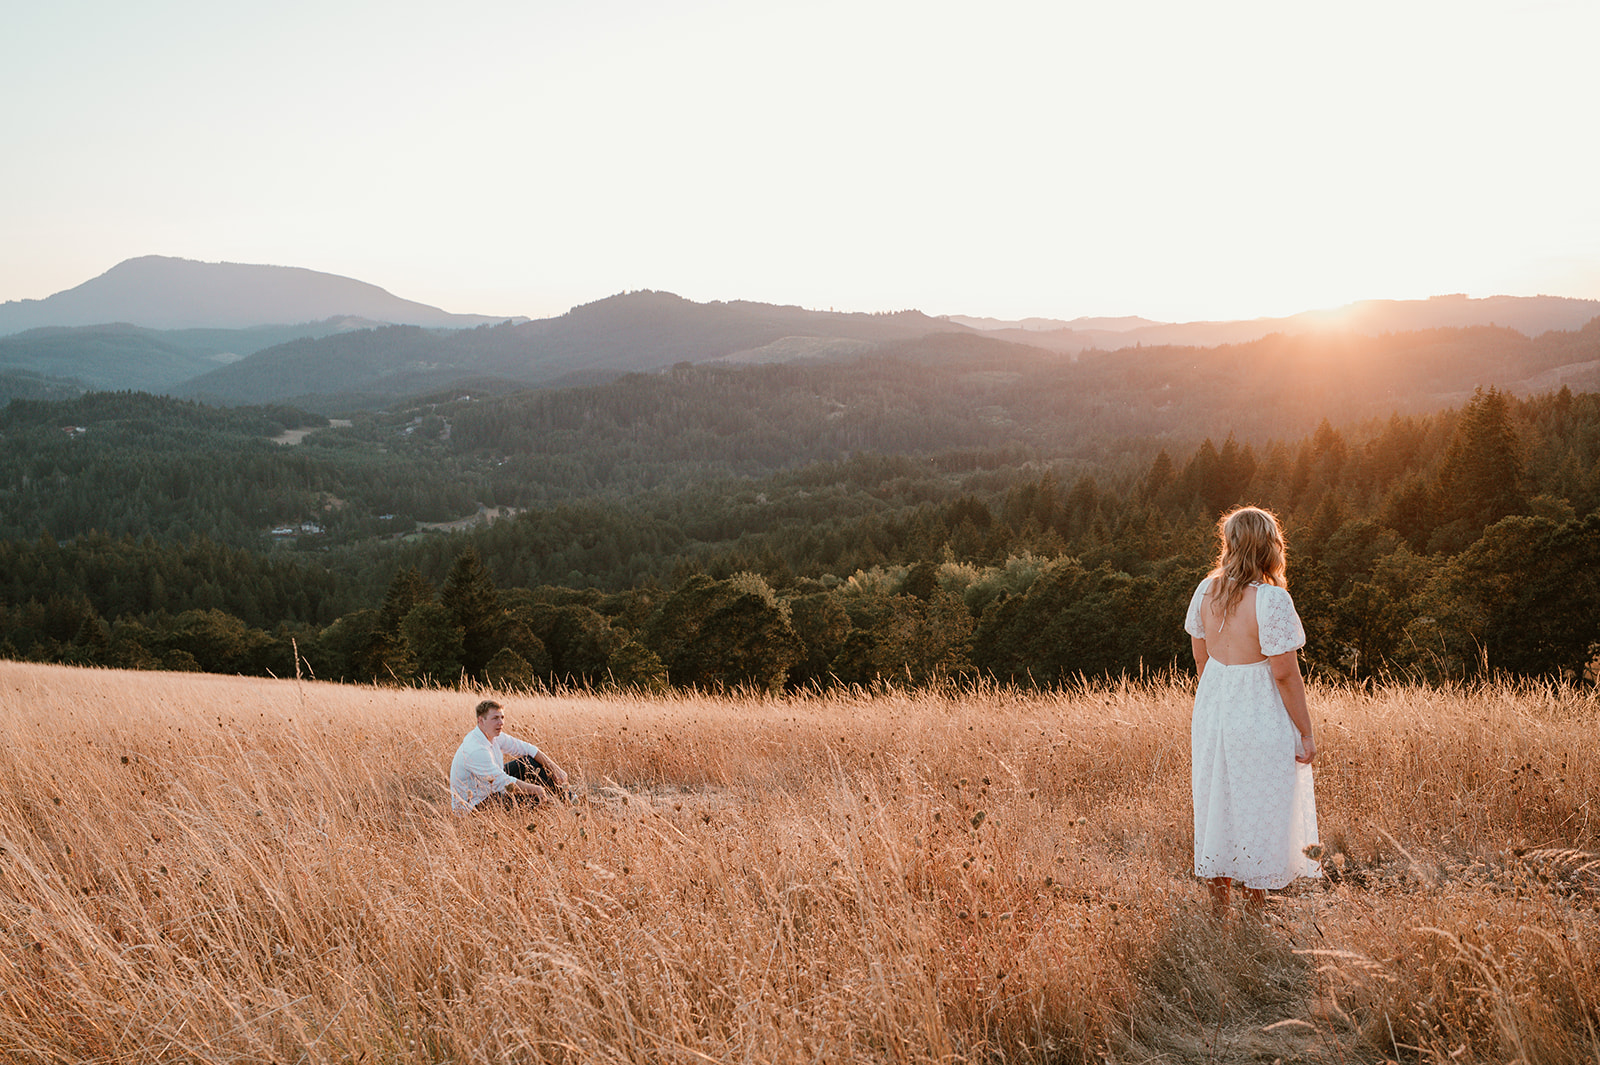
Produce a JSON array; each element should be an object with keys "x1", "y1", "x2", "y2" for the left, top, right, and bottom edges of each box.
[{"x1": 1184, "y1": 506, "x2": 1319, "y2": 914}]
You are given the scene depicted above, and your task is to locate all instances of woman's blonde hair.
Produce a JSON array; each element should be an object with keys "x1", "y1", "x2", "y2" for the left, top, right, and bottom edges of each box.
[{"x1": 1209, "y1": 506, "x2": 1288, "y2": 622}]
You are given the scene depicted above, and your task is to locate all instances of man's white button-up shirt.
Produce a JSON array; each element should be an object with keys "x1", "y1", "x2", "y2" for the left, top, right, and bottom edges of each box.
[{"x1": 449, "y1": 727, "x2": 540, "y2": 813}]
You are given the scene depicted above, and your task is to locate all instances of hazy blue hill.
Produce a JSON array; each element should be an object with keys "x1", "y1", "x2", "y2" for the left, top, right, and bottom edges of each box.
[
  {"x1": 175, "y1": 325, "x2": 485, "y2": 407},
  {"x1": 0, "y1": 319, "x2": 396, "y2": 394},
  {"x1": 14, "y1": 258, "x2": 1599, "y2": 411},
  {"x1": 0, "y1": 324, "x2": 224, "y2": 392},
  {"x1": 175, "y1": 291, "x2": 978, "y2": 408},
  {"x1": 0, "y1": 367, "x2": 87, "y2": 404},
  {"x1": 867, "y1": 330, "x2": 1063, "y2": 369},
  {"x1": 170, "y1": 287, "x2": 1600, "y2": 416},
  {"x1": 0, "y1": 255, "x2": 507, "y2": 334},
  {"x1": 168, "y1": 318, "x2": 396, "y2": 355},
  {"x1": 488, "y1": 291, "x2": 967, "y2": 373}
]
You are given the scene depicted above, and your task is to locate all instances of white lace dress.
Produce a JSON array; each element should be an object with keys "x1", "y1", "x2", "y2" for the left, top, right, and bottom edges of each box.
[{"x1": 1185, "y1": 578, "x2": 1320, "y2": 889}]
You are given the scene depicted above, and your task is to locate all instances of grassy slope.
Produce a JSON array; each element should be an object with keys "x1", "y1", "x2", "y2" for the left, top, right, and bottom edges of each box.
[{"x1": 2, "y1": 662, "x2": 1598, "y2": 1063}]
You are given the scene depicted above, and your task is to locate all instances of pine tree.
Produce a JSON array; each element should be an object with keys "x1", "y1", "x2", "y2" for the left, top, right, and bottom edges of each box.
[
  {"x1": 1433, "y1": 387, "x2": 1526, "y2": 550},
  {"x1": 1140, "y1": 450, "x2": 1174, "y2": 504},
  {"x1": 378, "y1": 567, "x2": 434, "y2": 632},
  {"x1": 440, "y1": 548, "x2": 502, "y2": 678},
  {"x1": 400, "y1": 602, "x2": 464, "y2": 683}
]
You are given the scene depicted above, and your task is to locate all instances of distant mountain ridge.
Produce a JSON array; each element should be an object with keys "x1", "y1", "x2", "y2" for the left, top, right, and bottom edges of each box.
[
  {"x1": 3, "y1": 255, "x2": 1598, "y2": 410},
  {"x1": 944, "y1": 314, "x2": 1162, "y2": 333},
  {"x1": 0, "y1": 319, "x2": 390, "y2": 395},
  {"x1": 0, "y1": 256, "x2": 509, "y2": 334},
  {"x1": 174, "y1": 290, "x2": 973, "y2": 407},
  {"x1": 965, "y1": 294, "x2": 1600, "y2": 355}
]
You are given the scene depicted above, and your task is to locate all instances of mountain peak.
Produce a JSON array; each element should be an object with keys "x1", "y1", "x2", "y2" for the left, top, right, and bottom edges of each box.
[{"x1": 0, "y1": 256, "x2": 506, "y2": 335}]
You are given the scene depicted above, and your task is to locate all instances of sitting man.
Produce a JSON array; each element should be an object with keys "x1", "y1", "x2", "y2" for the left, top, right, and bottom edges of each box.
[{"x1": 449, "y1": 698, "x2": 571, "y2": 813}]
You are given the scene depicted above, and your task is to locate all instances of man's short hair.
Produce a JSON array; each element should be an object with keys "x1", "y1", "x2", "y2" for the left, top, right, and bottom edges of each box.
[{"x1": 475, "y1": 699, "x2": 502, "y2": 719}]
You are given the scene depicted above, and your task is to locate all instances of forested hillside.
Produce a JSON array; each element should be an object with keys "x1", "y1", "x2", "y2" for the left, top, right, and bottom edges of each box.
[
  {"x1": 6, "y1": 317, "x2": 1592, "y2": 552},
  {"x1": 0, "y1": 320, "x2": 388, "y2": 399},
  {"x1": 175, "y1": 291, "x2": 965, "y2": 406},
  {"x1": 2, "y1": 348, "x2": 1598, "y2": 689},
  {"x1": 10, "y1": 257, "x2": 1599, "y2": 416},
  {"x1": 176, "y1": 295, "x2": 1600, "y2": 411}
]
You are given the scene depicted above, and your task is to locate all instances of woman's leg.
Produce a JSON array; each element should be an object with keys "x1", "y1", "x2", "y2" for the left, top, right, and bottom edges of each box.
[{"x1": 1207, "y1": 877, "x2": 1231, "y2": 915}]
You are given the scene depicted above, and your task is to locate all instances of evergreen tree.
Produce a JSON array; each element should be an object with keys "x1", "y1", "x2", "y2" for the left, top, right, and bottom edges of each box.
[
  {"x1": 378, "y1": 567, "x2": 434, "y2": 631},
  {"x1": 400, "y1": 602, "x2": 464, "y2": 684},
  {"x1": 363, "y1": 567, "x2": 434, "y2": 680},
  {"x1": 1432, "y1": 387, "x2": 1526, "y2": 550},
  {"x1": 1180, "y1": 439, "x2": 1227, "y2": 517},
  {"x1": 1139, "y1": 450, "x2": 1175, "y2": 504},
  {"x1": 440, "y1": 548, "x2": 501, "y2": 678},
  {"x1": 1378, "y1": 474, "x2": 1435, "y2": 552}
]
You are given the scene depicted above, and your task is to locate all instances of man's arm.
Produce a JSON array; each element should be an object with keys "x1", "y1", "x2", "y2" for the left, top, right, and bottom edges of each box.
[
  {"x1": 507, "y1": 777, "x2": 550, "y2": 800},
  {"x1": 534, "y1": 748, "x2": 569, "y2": 788},
  {"x1": 500, "y1": 734, "x2": 563, "y2": 796}
]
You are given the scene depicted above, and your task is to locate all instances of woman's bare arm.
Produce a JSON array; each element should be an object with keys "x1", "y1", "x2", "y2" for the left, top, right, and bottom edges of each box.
[{"x1": 1269, "y1": 649, "x2": 1315, "y2": 764}]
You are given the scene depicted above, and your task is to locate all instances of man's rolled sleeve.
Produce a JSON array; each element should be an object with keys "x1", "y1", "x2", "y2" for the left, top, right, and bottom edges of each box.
[{"x1": 498, "y1": 736, "x2": 539, "y2": 762}]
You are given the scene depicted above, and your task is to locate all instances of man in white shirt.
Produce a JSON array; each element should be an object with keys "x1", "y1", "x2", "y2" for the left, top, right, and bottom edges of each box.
[{"x1": 449, "y1": 699, "x2": 571, "y2": 813}]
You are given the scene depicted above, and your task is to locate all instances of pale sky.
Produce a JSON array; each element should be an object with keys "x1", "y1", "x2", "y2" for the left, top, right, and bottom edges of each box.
[{"x1": 4, "y1": 0, "x2": 1597, "y2": 324}]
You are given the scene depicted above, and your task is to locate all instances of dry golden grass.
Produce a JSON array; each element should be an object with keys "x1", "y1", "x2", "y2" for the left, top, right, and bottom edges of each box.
[{"x1": 3, "y1": 661, "x2": 1600, "y2": 1063}]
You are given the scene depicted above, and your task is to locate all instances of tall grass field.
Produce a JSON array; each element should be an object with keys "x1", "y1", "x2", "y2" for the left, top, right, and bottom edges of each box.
[{"x1": 3, "y1": 659, "x2": 1600, "y2": 1063}]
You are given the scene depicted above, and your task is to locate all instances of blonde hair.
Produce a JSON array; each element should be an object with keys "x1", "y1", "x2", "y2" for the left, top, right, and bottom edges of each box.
[{"x1": 1209, "y1": 506, "x2": 1288, "y2": 623}]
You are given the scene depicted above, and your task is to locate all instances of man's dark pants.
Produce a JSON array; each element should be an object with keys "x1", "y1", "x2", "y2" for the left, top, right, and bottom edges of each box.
[{"x1": 475, "y1": 756, "x2": 568, "y2": 811}]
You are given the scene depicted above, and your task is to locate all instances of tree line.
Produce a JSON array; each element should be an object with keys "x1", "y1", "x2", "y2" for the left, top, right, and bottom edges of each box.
[{"x1": 3, "y1": 385, "x2": 1598, "y2": 687}]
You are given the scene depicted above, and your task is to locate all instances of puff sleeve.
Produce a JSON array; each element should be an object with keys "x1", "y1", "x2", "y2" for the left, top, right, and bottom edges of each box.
[
  {"x1": 1256, "y1": 585, "x2": 1306, "y2": 656},
  {"x1": 1184, "y1": 578, "x2": 1211, "y2": 639}
]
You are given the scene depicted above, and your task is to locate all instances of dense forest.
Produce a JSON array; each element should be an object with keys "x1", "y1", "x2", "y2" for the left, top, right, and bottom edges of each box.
[
  {"x1": 7, "y1": 320, "x2": 1599, "y2": 548},
  {"x1": 2, "y1": 338, "x2": 1598, "y2": 689}
]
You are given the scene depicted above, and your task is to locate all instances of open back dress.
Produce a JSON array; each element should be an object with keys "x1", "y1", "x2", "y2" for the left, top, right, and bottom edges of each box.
[{"x1": 1184, "y1": 577, "x2": 1320, "y2": 890}]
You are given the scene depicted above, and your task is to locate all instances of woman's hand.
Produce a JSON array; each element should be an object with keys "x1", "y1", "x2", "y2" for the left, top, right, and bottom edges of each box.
[{"x1": 1296, "y1": 733, "x2": 1316, "y2": 765}]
